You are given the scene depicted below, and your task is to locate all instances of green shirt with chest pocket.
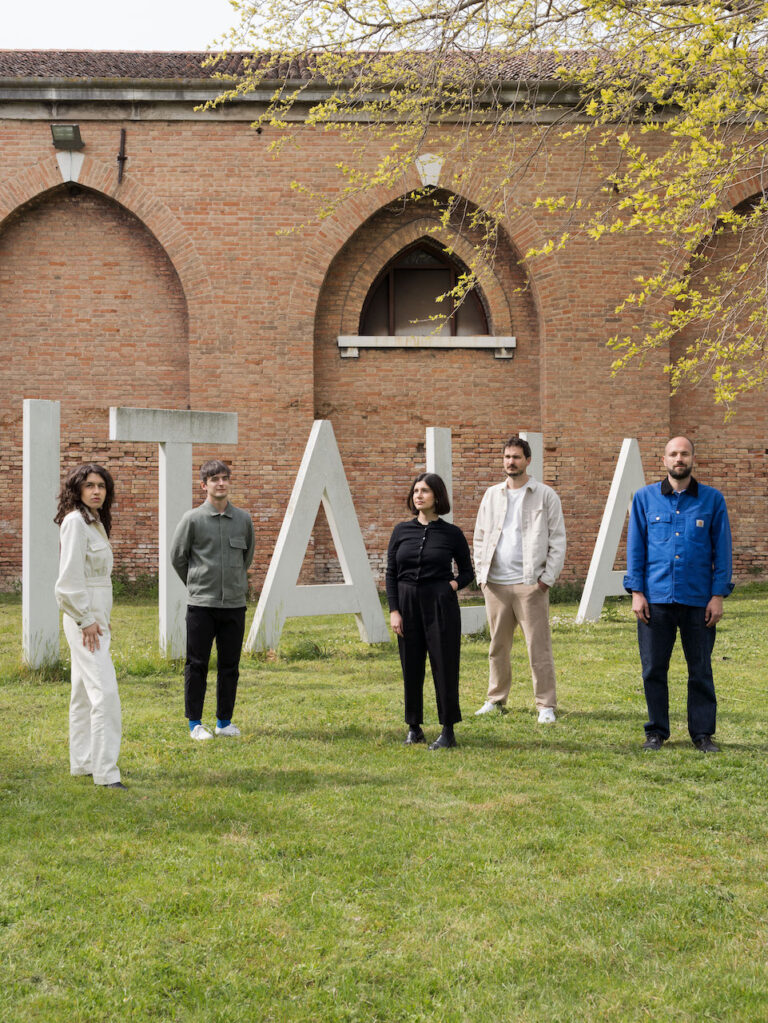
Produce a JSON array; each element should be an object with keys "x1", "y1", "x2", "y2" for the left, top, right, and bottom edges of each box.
[{"x1": 170, "y1": 501, "x2": 255, "y2": 608}]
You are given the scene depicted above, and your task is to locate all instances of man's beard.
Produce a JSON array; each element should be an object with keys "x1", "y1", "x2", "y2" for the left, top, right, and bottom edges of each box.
[{"x1": 668, "y1": 465, "x2": 692, "y2": 480}]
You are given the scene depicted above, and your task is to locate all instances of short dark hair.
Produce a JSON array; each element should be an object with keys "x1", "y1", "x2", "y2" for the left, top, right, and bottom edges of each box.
[
  {"x1": 199, "y1": 459, "x2": 231, "y2": 483},
  {"x1": 54, "y1": 463, "x2": 115, "y2": 537},
  {"x1": 406, "y1": 472, "x2": 451, "y2": 516},
  {"x1": 504, "y1": 436, "x2": 531, "y2": 459}
]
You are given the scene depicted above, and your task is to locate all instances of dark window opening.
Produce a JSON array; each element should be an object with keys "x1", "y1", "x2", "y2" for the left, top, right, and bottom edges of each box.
[{"x1": 359, "y1": 242, "x2": 489, "y2": 337}]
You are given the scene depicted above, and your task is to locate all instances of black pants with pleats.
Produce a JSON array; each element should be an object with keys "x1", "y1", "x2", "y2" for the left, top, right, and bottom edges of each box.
[{"x1": 396, "y1": 581, "x2": 462, "y2": 727}]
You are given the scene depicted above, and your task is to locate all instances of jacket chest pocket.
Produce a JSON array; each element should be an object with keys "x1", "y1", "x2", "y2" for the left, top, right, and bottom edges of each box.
[
  {"x1": 686, "y1": 515, "x2": 709, "y2": 545},
  {"x1": 86, "y1": 538, "x2": 111, "y2": 570},
  {"x1": 229, "y1": 536, "x2": 247, "y2": 565},
  {"x1": 648, "y1": 513, "x2": 672, "y2": 542}
]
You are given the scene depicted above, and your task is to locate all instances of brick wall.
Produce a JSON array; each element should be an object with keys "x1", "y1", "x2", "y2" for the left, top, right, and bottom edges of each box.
[
  {"x1": 0, "y1": 184, "x2": 189, "y2": 581},
  {"x1": 670, "y1": 203, "x2": 768, "y2": 582},
  {"x1": 0, "y1": 114, "x2": 765, "y2": 591}
]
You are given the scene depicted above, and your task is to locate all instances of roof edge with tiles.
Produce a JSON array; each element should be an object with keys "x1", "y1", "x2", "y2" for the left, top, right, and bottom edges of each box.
[{"x1": 0, "y1": 49, "x2": 581, "y2": 122}]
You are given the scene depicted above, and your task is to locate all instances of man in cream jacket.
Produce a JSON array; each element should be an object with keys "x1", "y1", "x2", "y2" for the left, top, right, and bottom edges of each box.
[{"x1": 473, "y1": 436, "x2": 567, "y2": 722}]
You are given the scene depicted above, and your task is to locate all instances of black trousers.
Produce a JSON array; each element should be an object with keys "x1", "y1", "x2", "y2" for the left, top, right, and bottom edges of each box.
[
  {"x1": 184, "y1": 605, "x2": 246, "y2": 721},
  {"x1": 396, "y1": 581, "x2": 462, "y2": 727}
]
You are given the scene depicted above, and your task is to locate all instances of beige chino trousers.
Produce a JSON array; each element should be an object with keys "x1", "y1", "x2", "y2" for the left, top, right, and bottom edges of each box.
[{"x1": 483, "y1": 581, "x2": 557, "y2": 709}]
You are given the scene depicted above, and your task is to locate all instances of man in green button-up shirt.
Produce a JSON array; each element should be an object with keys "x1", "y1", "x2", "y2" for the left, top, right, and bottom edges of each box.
[{"x1": 170, "y1": 460, "x2": 254, "y2": 741}]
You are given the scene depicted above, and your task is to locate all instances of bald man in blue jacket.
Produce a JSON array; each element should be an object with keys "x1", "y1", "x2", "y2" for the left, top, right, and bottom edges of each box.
[{"x1": 624, "y1": 436, "x2": 733, "y2": 753}]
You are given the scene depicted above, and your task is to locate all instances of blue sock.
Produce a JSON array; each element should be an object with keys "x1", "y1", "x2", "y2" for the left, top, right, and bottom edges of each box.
[
  {"x1": 217, "y1": 719, "x2": 231, "y2": 729},
  {"x1": 189, "y1": 719, "x2": 202, "y2": 732}
]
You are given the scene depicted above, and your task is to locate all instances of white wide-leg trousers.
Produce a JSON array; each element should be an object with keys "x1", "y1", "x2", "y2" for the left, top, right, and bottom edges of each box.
[{"x1": 64, "y1": 609, "x2": 122, "y2": 786}]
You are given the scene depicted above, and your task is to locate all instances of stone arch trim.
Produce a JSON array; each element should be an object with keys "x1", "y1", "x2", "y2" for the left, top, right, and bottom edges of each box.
[
  {"x1": 662, "y1": 172, "x2": 768, "y2": 284},
  {"x1": 336, "y1": 217, "x2": 513, "y2": 336},
  {"x1": 724, "y1": 171, "x2": 768, "y2": 213},
  {"x1": 501, "y1": 208, "x2": 575, "y2": 345},
  {"x1": 678, "y1": 170, "x2": 768, "y2": 261},
  {"x1": 0, "y1": 154, "x2": 218, "y2": 344},
  {"x1": 284, "y1": 182, "x2": 400, "y2": 337},
  {"x1": 286, "y1": 180, "x2": 575, "y2": 343}
]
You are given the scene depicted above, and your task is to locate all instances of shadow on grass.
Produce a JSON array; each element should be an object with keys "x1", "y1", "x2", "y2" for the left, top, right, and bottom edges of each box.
[
  {"x1": 0, "y1": 761, "x2": 405, "y2": 805},
  {"x1": 539, "y1": 707, "x2": 639, "y2": 723},
  {"x1": 239, "y1": 674, "x2": 341, "y2": 692},
  {"x1": 248, "y1": 723, "x2": 655, "y2": 756},
  {"x1": 195, "y1": 767, "x2": 403, "y2": 792}
]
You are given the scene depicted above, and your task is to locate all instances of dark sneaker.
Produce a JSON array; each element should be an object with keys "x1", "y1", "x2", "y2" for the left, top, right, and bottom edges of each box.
[
  {"x1": 642, "y1": 734, "x2": 664, "y2": 751},
  {"x1": 693, "y1": 735, "x2": 721, "y2": 753}
]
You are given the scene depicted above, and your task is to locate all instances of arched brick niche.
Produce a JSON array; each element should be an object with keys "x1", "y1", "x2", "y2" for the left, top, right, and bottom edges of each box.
[
  {"x1": 0, "y1": 183, "x2": 190, "y2": 583},
  {"x1": 0, "y1": 155, "x2": 217, "y2": 348},
  {"x1": 670, "y1": 191, "x2": 768, "y2": 581},
  {"x1": 310, "y1": 190, "x2": 540, "y2": 584},
  {"x1": 332, "y1": 215, "x2": 514, "y2": 337}
]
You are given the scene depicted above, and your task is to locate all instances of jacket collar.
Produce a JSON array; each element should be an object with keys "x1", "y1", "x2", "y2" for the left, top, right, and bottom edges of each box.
[
  {"x1": 202, "y1": 500, "x2": 233, "y2": 517},
  {"x1": 496, "y1": 477, "x2": 536, "y2": 493},
  {"x1": 661, "y1": 476, "x2": 699, "y2": 497}
]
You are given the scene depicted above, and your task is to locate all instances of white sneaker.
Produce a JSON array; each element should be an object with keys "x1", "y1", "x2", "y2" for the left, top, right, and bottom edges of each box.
[
  {"x1": 215, "y1": 723, "x2": 241, "y2": 737},
  {"x1": 475, "y1": 700, "x2": 503, "y2": 716},
  {"x1": 537, "y1": 707, "x2": 556, "y2": 724},
  {"x1": 190, "y1": 724, "x2": 214, "y2": 741}
]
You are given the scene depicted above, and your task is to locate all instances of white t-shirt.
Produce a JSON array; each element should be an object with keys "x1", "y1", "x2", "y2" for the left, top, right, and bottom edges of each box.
[{"x1": 487, "y1": 486, "x2": 525, "y2": 584}]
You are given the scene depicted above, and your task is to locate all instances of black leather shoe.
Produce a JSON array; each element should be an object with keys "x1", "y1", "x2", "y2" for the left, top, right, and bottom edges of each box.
[
  {"x1": 642, "y1": 734, "x2": 664, "y2": 751},
  {"x1": 102, "y1": 781, "x2": 128, "y2": 789},
  {"x1": 693, "y1": 735, "x2": 721, "y2": 753},
  {"x1": 404, "y1": 727, "x2": 426, "y2": 745},
  {"x1": 429, "y1": 731, "x2": 457, "y2": 750}
]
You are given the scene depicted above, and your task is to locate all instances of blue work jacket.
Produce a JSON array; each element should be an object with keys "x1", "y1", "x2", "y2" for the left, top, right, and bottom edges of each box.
[{"x1": 623, "y1": 477, "x2": 733, "y2": 606}]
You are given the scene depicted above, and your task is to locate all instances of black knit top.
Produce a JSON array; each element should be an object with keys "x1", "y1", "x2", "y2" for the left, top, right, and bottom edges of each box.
[{"x1": 385, "y1": 518, "x2": 474, "y2": 612}]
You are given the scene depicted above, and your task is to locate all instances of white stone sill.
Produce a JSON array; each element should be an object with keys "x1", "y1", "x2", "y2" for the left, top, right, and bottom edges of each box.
[{"x1": 337, "y1": 335, "x2": 516, "y2": 359}]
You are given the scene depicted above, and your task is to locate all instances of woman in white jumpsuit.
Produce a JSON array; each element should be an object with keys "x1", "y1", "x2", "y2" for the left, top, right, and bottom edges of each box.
[{"x1": 54, "y1": 463, "x2": 124, "y2": 789}]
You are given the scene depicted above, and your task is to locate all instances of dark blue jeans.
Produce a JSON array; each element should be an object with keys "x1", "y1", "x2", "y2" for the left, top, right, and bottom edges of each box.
[{"x1": 637, "y1": 603, "x2": 717, "y2": 741}]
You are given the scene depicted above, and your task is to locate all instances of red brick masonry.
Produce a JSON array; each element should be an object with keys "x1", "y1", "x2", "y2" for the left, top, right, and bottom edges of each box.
[{"x1": 1, "y1": 52, "x2": 765, "y2": 590}]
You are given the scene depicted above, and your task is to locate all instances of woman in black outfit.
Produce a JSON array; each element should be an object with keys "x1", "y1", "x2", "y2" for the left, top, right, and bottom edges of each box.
[{"x1": 386, "y1": 473, "x2": 474, "y2": 749}]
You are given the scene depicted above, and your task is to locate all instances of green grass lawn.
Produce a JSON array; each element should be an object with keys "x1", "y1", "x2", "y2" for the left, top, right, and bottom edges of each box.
[{"x1": 0, "y1": 590, "x2": 766, "y2": 1022}]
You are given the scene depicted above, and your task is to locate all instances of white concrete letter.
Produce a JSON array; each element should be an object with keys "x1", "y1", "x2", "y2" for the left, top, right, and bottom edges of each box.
[
  {"x1": 519, "y1": 431, "x2": 543, "y2": 481},
  {"x1": 426, "y1": 427, "x2": 454, "y2": 522},
  {"x1": 22, "y1": 399, "x2": 61, "y2": 667},
  {"x1": 109, "y1": 407, "x2": 238, "y2": 657},
  {"x1": 576, "y1": 438, "x2": 645, "y2": 623},
  {"x1": 158, "y1": 442, "x2": 193, "y2": 657},
  {"x1": 246, "y1": 420, "x2": 390, "y2": 652},
  {"x1": 427, "y1": 426, "x2": 484, "y2": 632}
]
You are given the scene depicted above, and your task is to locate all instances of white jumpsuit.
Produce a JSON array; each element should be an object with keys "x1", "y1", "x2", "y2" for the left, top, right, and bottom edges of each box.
[{"x1": 55, "y1": 510, "x2": 122, "y2": 786}]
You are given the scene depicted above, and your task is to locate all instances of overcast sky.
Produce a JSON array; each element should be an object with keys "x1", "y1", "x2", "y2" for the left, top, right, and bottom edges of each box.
[{"x1": 3, "y1": 0, "x2": 240, "y2": 52}]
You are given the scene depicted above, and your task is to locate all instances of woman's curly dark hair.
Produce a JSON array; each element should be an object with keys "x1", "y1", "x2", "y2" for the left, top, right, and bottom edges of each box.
[{"x1": 54, "y1": 463, "x2": 115, "y2": 537}]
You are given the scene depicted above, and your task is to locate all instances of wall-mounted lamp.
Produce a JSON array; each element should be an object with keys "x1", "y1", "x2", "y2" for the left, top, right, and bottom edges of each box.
[{"x1": 50, "y1": 124, "x2": 84, "y2": 151}]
